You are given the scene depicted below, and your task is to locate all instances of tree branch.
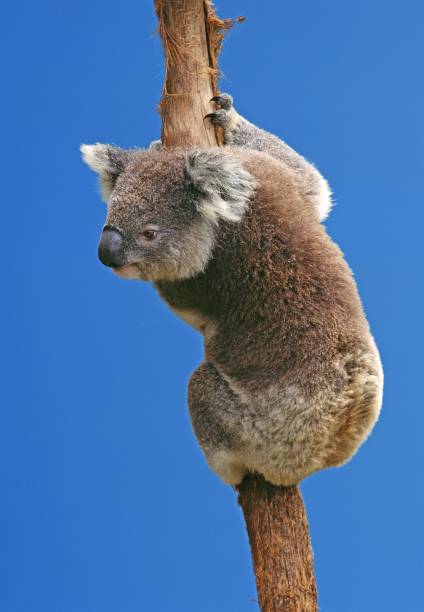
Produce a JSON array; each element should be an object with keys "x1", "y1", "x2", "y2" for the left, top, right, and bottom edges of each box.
[
  {"x1": 154, "y1": 2, "x2": 318, "y2": 610},
  {"x1": 237, "y1": 476, "x2": 317, "y2": 611},
  {"x1": 155, "y1": 0, "x2": 232, "y2": 147}
]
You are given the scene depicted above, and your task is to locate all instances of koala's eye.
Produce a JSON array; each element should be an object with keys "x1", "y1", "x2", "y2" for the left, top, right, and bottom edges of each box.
[{"x1": 143, "y1": 229, "x2": 158, "y2": 240}]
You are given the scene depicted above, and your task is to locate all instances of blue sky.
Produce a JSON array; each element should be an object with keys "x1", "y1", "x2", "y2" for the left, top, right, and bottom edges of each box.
[{"x1": 2, "y1": 1, "x2": 423, "y2": 610}]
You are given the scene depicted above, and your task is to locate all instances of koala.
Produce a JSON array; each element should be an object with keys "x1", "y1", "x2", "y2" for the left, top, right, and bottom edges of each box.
[{"x1": 81, "y1": 93, "x2": 383, "y2": 486}]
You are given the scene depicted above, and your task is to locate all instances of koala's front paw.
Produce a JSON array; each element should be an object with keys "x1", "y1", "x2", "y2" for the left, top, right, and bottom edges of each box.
[
  {"x1": 210, "y1": 93, "x2": 234, "y2": 111},
  {"x1": 205, "y1": 93, "x2": 240, "y2": 144}
]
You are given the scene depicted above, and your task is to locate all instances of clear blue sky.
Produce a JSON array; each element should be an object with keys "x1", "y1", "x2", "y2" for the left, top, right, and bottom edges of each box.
[{"x1": 2, "y1": 1, "x2": 423, "y2": 610}]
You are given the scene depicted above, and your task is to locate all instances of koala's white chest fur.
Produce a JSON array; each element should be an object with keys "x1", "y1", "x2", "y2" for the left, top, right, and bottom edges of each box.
[{"x1": 171, "y1": 307, "x2": 217, "y2": 340}]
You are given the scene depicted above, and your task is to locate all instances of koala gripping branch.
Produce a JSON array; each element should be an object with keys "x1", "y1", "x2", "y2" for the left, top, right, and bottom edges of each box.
[
  {"x1": 155, "y1": 2, "x2": 318, "y2": 611},
  {"x1": 154, "y1": 0, "x2": 235, "y2": 147}
]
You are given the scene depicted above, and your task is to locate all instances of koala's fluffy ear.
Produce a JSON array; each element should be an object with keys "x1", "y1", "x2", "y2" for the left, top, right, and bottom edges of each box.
[
  {"x1": 80, "y1": 143, "x2": 132, "y2": 201},
  {"x1": 185, "y1": 150, "x2": 256, "y2": 223}
]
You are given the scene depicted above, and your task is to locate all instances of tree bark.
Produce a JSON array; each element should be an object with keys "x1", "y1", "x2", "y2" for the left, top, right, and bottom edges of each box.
[
  {"x1": 237, "y1": 476, "x2": 317, "y2": 611},
  {"x1": 155, "y1": 2, "x2": 318, "y2": 610},
  {"x1": 155, "y1": 0, "x2": 230, "y2": 147}
]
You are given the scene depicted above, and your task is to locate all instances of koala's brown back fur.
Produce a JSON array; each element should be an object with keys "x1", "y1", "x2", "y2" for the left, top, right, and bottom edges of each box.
[
  {"x1": 158, "y1": 150, "x2": 372, "y2": 387},
  {"x1": 158, "y1": 150, "x2": 382, "y2": 484}
]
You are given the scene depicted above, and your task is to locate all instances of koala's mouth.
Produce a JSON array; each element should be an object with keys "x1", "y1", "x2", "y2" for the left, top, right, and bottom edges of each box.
[{"x1": 112, "y1": 264, "x2": 142, "y2": 280}]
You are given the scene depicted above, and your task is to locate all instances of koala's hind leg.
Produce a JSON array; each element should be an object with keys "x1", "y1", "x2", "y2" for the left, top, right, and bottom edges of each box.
[
  {"x1": 207, "y1": 93, "x2": 332, "y2": 221},
  {"x1": 188, "y1": 362, "x2": 247, "y2": 485}
]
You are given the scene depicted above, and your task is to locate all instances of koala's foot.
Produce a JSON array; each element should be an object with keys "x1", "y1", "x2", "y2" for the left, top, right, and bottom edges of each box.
[
  {"x1": 205, "y1": 93, "x2": 242, "y2": 144},
  {"x1": 207, "y1": 449, "x2": 246, "y2": 485},
  {"x1": 188, "y1": 362, "x2": 248, "y2": 484}
]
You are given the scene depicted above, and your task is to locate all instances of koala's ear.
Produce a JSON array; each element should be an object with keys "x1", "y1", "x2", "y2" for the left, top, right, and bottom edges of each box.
[
  {"x1": 80, "y1": 143, "x2": 132, "y2": 201},
  {"x1": 185, "y1": 150, "x2": 256, "y2": 223}
]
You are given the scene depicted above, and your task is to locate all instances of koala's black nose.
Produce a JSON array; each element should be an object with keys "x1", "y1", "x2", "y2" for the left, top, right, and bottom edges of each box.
[{"x1": 98, "y1": 228, "x2": 125, "y2": 267}]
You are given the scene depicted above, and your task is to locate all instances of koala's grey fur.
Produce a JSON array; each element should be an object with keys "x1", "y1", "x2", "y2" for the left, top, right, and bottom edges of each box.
[{"x1": 81, "y1": 94, "x2": 383, "y2": 486}]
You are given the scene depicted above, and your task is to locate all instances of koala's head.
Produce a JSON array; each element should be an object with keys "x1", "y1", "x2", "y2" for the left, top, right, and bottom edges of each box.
[{"x1": 81, "y1": 144, "x2": 255, "y2": 281}]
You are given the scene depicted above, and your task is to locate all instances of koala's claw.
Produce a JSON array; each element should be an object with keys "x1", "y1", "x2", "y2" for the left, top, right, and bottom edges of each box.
[
  {"x1": 205, "y1": 93, "x2": 238, "y2": 144},
  {"x1": 210, "y1": 93, "x2": 233, "y2": 110},
  {"x1": 204, "y1": 109, "x2": 231, "y2": 126}
]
